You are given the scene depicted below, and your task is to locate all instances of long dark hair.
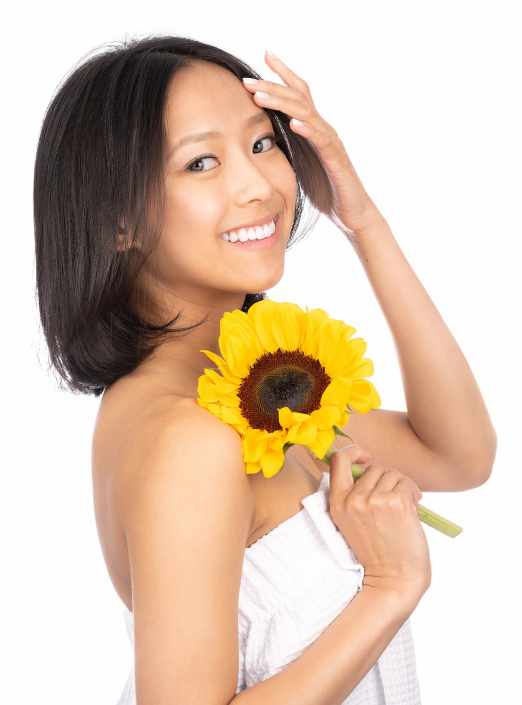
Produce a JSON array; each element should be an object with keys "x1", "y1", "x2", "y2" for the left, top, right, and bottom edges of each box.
[{"x1": 33, "y1": 34, "x2": 334, "y2": 397}]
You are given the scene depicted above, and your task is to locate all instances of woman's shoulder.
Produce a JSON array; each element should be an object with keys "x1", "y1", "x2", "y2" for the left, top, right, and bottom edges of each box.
[{"x1": 92, "y1": 374, "x2": 239, "y2": 484}]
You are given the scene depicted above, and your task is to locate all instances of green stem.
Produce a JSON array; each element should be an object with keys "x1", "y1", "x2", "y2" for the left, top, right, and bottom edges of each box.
[{"x1": 312, "y1": 444, "x2": 463, "y2": 538}]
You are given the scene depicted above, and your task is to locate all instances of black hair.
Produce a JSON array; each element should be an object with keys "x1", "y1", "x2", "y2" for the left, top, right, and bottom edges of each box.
[{"x1": 33, "y1": 34, "x2": 334, "y2": 396}]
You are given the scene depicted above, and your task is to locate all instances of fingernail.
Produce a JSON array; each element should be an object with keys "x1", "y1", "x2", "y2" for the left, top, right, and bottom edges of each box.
[
  {"x1": 242, "y1": 77, "x2": 258, "y2": 84},
  {"x1": 255, "y1": 91, "x2": 270, "y2": 99},
  {"x1": 266, "y1": 50, "x2": 278, "y2": 59},
  {"x1": 292, "y1": 118, "x2": 304, "y2": 127}
]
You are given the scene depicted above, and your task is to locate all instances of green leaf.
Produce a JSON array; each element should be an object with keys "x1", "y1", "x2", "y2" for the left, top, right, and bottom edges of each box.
[{"x1": 333, "y1": 424, "x2": 353, "y2": 442}]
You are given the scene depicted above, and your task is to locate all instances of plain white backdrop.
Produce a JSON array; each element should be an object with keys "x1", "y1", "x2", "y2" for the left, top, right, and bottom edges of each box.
[{"x1": 1, "y1": 1, "x2": 520, "y2": 703}]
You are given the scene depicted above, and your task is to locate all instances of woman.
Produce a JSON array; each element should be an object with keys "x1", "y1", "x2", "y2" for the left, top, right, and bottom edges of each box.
[{"x1": 33, "y1": 35, "x2": 497, "y2": 704}]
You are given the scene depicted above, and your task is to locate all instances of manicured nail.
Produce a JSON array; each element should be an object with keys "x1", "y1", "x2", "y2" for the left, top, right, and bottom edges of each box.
[
  {"x1": 255, "y1": 91, "x2": 270, "y2": 99},
  {"x1": 242, "y1": 77, "x2": 258, "y2": 84},
  {"x1": 266, "y1": 50, "x2": 278, "y2": 59},
  {"x1": 292, "y1": 118, "x2": 304, "y2": 126}
]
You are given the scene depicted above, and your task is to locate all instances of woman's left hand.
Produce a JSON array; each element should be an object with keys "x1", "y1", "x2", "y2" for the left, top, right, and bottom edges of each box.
[{"x1": 242, "y1": 51, "x2": 385, "y2": 240}]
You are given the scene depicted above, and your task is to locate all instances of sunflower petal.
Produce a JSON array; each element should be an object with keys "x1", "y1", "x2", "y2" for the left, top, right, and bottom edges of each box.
[
  {"x1": 301, "y1": 308, "x2": 329, "y2": 356},
  {"x1": 221, "y1": 311, "x2": 255, "y2": 350},
  {"x1": 351, "y1": 379, "x2": 382, "y2": 410},
  {"x1": 278, "y1": 406, "x2": 309, "y2": 429},
  {"x1": 344, "y1": 357, "x2": 374, "y2": 380},
  {"x1": 316, "y1": 321, "x2": 340, "y2": 369},
  {"x1": 340, "y1": 338, "x2": 367, "y2": 371},
  {"x1": 271, "y1": 302, "x2": 306, "y2": 352},
  {"x1": 321, "y1": 376, "x2": 353, "y2": 408},
  {"x1": 323, "y1": 338, "x2": 352, "y2": 378},
  {"x1": 222, "y1": 334, "x2": 251, "y2": 378},
  {"x1": 284, "y1": 419, "x2": 317, "y2": 446},
  {"x1": 309, "y1": 426, "x2": 336, "y2": 459},
  {"x1": 248, "y1": 299, "x2": 280, "y2": 353},
  {"x1": 309, "y1": 404, "x2": 342, "y2": 430},
  {"x1": 199, "y1": 349, "x2": 242, "y2": 384},
  {"x1": 347, "y1": 379, "x2": 381, "y2": 414},
  {"x1": 246, "y1": 461, "x2": 262, "y2": 474},
  {"x1": 248, "y1": 332, "x2": 267, "y2": 368},
  {"x1": 260, "y1": 450, "x2": 283, "y2": 478},
  {"x1": 339, "y1": 324, "x2": 357, "y2": 342}
]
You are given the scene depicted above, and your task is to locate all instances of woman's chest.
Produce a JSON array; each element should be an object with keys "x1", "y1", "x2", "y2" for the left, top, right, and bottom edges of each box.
[{"x1": 245, "y1": 446, "x2": 324, "y2": 548}]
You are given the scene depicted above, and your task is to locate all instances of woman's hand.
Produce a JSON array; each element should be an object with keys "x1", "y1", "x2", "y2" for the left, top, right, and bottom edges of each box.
[
  {"x1": 329, "y1": 445, "x2": 432, "y2": 601},
  {"x1": 242, "y1": 50, "x2": 385, "y2": 240}
]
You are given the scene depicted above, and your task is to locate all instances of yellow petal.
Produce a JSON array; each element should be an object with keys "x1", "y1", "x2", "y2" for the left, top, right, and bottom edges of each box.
[
  {"x1": 316, "y1": 321, "x2": 340, "y2": 369},
  {"x1": 203, "y1": 368, "x2": 238, "y2": 393},
  {"x1": 339, "y1": 324, "x2": 357, "y2": 342},
  {"x1": 197, "y1": 376, "x2": 221, "y2": 402},
  {"x1": 222, "y1": 334, "x2": 250, "y2": 378},
  {"x1": 260, "y1": 446, "x2": 285, "y2": 478},
  {"x1": 323, "y1": 338, "x2": 352, "y2": 378},
  {"x1": 221, "y1": 311, "x2": 255, "y2": 350},
  {"x1": 278, "y1": 406, "x2": 310, "y2": 429},
  {"x1": 338, "y1": 410, "x2": 350, "y2": 427},
  {"x1": 248, "y1": 331, "x2": 267, "y2": 368},
  {"x1": 247, "y1": 299, "x2": 280, "y2": 352},
  {"x1": 340, "y1": 338, "x2": 367, "y2": 370},
  {"x1": 351, "y1": 379, "x2": 381, "y2": 410},
  {"x1": 309, "y1": 426, "x2": 336, "y2": 459},
  {"x1": 221, "y1": 405, "x2": 249, "y2": 432},
  {"x1": 309, "y1": 404, "x2": 342, "y2": 430},
  {"x1": 246, "y1": 461, "x2": 262, "y2": 475},
  {"x1": 243, "y1": 428, "x2": 267, "y2": 462},
  {"x1": 321, "y1": 376, "x2": 353, "y2": 408},
  {"x1": 344, "y1": 357, "x2": 374, "y2": 380},
  {"x1": 301, "y1": 308, "x2": 329, "y2": 356},
  {"x1": 271, "y1": 302, "x2": 306, "y2": 352},
  {"x1": 347, "y1": 379, "x2": 381, "y2": 414},
  {"x1": 284, "y1": 418, "x2": 317, "y2": 445},
  {"x1": 199, "y1": 348, "x2": 242, "y2": 384}
]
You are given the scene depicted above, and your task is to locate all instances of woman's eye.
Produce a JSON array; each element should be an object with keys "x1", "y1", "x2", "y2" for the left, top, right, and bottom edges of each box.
[
  {"x1": 187, "y1": 155, "x2": 219, "y2": 172},
  {"x1": 253, "y1": 135, "x2": 277, "y2": 154},
  {"x1": 187, "y1": 134, "x2": 277, "y2": 172}
]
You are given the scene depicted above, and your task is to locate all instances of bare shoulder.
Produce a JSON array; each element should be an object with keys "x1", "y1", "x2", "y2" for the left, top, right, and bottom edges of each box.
[
  {"x1": 95, "y1": 388, "x2": 255, "y2": 537},
  {"x1": 93, "y1": 385, "x2": 256, "y2": 703}
]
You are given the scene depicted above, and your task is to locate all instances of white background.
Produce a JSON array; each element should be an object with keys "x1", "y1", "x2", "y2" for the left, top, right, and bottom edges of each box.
[{"x1": 1, "y1": 1, "x2": 520, "y2": 703}]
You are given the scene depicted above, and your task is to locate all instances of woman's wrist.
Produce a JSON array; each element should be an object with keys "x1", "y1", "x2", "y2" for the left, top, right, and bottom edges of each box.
[{"x1": 360, "y1": 576, "x2": 428, "y2": 615}]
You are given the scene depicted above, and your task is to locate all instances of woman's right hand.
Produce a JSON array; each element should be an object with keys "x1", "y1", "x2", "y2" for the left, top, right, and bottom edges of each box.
[{"x1": 328, "y1": 444, "x2": 432, "y2": 601}]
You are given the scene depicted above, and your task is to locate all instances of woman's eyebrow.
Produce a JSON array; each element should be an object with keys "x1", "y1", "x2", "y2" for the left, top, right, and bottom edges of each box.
[{"x1": 169, "y1": 111, "x2": 272, "y2": 157}]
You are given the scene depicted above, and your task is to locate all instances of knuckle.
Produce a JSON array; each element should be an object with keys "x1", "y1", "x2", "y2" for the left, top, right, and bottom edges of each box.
[
  {"x1": 388, "y1": 493, "x2": 408, "y2": 511},
  {"x1": 347, "y1": 492, "x2": 365, "y2": 510}
]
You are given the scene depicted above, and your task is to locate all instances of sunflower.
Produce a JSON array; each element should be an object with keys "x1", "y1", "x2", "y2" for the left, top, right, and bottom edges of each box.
[{"x1": 196, "y1": 299, "x2": 381, "y2": 478}]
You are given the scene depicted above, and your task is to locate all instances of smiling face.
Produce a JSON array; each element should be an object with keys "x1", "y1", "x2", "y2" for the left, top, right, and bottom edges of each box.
[{"x1": 142, "y1": 59, "x2": 298, "y2": 316}]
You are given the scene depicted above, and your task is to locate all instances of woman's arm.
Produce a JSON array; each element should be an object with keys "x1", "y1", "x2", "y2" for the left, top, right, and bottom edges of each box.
[
  {"x1": 243, "y1": 53, "x2": 497, "y2": 493},
  {"x1": 230, "y1": 584, "x2": 422, "y2": 705},
  {"x1": 342, "y1": 215, "x2": 497, "y2": 492}
]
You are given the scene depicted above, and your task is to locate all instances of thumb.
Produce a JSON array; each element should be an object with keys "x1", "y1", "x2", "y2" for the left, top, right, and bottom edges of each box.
[{"x1": 329, "y1": 444, "x2": 371, "y2": 498}]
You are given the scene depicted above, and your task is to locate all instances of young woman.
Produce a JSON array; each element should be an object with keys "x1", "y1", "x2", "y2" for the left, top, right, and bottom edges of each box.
[{"x1": 33, "y1": 35, "x2": 497, "y2": 705}]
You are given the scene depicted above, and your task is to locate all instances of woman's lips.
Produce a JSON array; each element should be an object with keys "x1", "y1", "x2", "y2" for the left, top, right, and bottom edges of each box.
[{"x1": 222, "y1": 214, "x2": 281, "y2": 250}]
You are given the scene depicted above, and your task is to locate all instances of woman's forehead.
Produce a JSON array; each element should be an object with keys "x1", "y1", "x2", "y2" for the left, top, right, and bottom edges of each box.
[{"x1": 165, "y1": 62, "x2": 265, "y2": 139}]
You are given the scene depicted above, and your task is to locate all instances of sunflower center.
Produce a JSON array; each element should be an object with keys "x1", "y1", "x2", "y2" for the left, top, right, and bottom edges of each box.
[{"x1": 237, "y1": 349, "x2": 332, "y2": 433}]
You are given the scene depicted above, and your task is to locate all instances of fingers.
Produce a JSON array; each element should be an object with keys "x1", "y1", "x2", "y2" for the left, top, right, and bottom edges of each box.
[
  {"x1": 329, "y1": 444, "x2": 371, "y2": 498},
  {"x1": 263, "y1": 50, "x2": 316, "y2": 107}
]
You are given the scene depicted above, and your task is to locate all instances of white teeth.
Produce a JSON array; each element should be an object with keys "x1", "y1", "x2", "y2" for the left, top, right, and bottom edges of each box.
[{"x1": 222, "y1": 218, "x2": 276, "y2": 242}]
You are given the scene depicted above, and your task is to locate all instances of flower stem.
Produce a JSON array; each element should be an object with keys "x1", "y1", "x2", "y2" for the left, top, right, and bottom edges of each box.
[{"x1": 312, "y1": 444, "x2": 463, "y2": 538}]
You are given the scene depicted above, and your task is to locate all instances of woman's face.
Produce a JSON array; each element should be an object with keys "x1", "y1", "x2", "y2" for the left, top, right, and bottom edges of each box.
[{"x1": 146, "y1": 60, "x2": 298, "y2": 312}]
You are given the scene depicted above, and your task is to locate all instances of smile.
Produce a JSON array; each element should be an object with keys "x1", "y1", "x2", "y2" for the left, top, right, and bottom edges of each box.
[{"x1": 221, "y1": 213, "x2": 281, "y2": 250}]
